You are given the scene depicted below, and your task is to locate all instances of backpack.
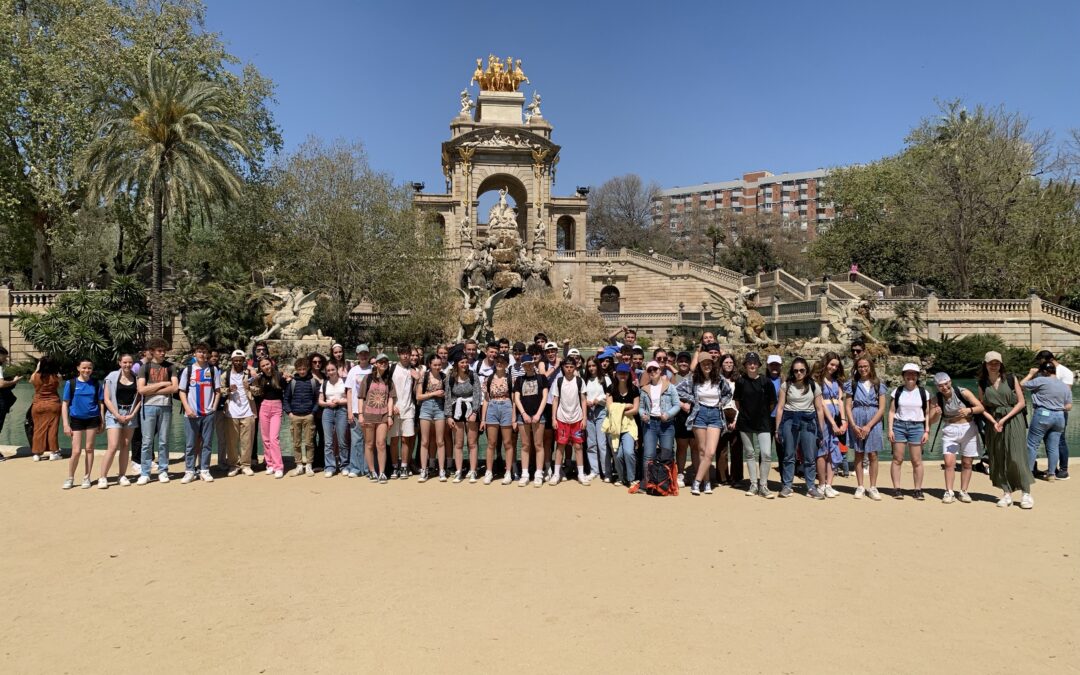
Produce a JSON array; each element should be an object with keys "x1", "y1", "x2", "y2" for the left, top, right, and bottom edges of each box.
[
  {"x1": 65, "y1": 378, "x2": 101, "y2": 406},
  {"x1": 644, "y1": 457, "x2": 679, "y2": 496},
  {"x1": 892, "y1": 385, "x2": 928, "y2": 413}
]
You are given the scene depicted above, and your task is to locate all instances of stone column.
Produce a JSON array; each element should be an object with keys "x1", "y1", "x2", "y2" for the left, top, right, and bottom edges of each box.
[
  {"x1": 1029, "y1": 292, "x2": 1044, "y2": 349},
  {"x1": 817, "y1": 296, "x2": 829, "y2": 340},
  {"x1": 926, "y1": 292, "x2": 940, "y2": 341}
]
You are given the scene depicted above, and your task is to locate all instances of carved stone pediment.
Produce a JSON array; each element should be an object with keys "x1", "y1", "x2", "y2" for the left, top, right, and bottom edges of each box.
[{"x1": 446, "y1": 127, "x2": 558, "y2": 155}]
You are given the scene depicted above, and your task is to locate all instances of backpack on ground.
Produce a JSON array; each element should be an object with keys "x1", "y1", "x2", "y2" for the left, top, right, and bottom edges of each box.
[{"x1": 644, "y1": 457, "x2": 679, "y2": 496}]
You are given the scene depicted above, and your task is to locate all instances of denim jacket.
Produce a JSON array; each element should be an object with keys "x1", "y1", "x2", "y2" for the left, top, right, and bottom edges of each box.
[
  {"x1": 675, "y1": 377, "x2": 733, "y2": 430},
  {"x1": 638, "y1": 381, "x2": 682, "y2": 422}
]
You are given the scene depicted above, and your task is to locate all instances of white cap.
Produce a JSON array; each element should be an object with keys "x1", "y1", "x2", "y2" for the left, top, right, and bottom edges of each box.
[
  {"x1": 543, "y1": 341, "x2": 558, "y2": 350},
  {"x1": 766, "y1": 355, "x2": 782, "y2": 365},
  {"x1": 230, "y1": 349, "x2": 246, "y2": 359},
  {"x1": 902, "y1": 362, "x2": 921, "y2": 374},
  {"x1": 567, "y1": 348, "x2": 581, "y2": 357}
]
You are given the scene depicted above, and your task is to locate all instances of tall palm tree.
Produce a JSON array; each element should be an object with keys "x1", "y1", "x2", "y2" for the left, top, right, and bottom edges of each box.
[{"x1": 79, "y1": 55, "x2": 249, "y2": 336}]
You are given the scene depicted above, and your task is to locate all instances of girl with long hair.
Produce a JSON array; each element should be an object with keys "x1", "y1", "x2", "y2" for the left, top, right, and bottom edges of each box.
[
  {"x1": 716, "y1": 353, "x2": 742, "y2": 486},
  {"x1": 684, "y1": 356, "x2": 731, "y2": 495},
  {"x1": 358, "y1": 354, "x2": 397, "y2": 483},
  {"x1": 30, "y1": 355, "x2": 63, "y2": 461},
  {"x1": 888, "y1": 363, "x2": 930, "y2": 500},
  {"x1": 307, "y1": 352, "x2": 327, "y2": 470},
  {"x1": 480, "y1": 354, "x2": 514, "y2": 485},
  {"x1": 605, "y1": 363, "x2": 640, "y2": 487},
  {"x1": 811, "y1": 352, "x2": 847, "y2": 498},
  {"x1": 445, "y1": 350, "x2": 481, "y2": 483},
  {"x1": 844, "y1": 356, "x2": 887, "y2": 500},
  {"x1": 582, "y1": 356, "x2": 611, "y2": 482},
  {"x1": 775, "y1": 357, "x2": 825, "y2": 498},
  {"x1": 416, "y1": 353, "x2": 447, "y2": 482},
  {"x1": 318, "y1": 362, "x2": 349, "y2": 477},
  {"x1": 98, "y1": 353, "x2": 142, "y2": 487},
  {"x1": 253, "y1": 357, "x2": 286, "y2": 478},
  {"x1": 978, "y1": 352, "x2": 1034, "y2": 508}
]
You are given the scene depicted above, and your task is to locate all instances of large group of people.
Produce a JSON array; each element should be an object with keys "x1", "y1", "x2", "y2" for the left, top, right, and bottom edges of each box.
[{"x1": 3, "y1": 329, "x2": 1073, "y2": 509}]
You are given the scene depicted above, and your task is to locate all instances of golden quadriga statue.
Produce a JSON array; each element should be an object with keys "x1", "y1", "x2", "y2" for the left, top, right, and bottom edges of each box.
[{"x1": 470, "y1": 55, "x2": 529, "y2": 92}]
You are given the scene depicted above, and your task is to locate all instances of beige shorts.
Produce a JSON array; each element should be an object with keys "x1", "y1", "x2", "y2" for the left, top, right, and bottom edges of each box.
[{"x1": 389, "y1": 415, "x2": 415, "y2": 438}]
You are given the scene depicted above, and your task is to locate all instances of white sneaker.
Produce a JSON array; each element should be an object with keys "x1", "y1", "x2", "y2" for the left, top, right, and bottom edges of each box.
[
  {"x1": 958, "y1": 491, "x2": 972, "y2": 503},
  {"x1": 703, "y1": 482, "x2": 714, "y2": 495},
  {"x1": 942, "y1": 490, "x2": 954, "y2": 504},
  {"x1": 290, "y1": 467, "x2": 304, "y2": 477},
  {"x1": 32, "y1": 454, "x2": 41, "y2": 462},
  {"x1": 242, "y1": 467, "x2": 255, "y2": 476},
  {"x1": 158, "y1": 472, "x2": 170, "y2": 483},
  {"x1": 1020, "y1": 493, "x2": 1034, "y2": 509},
  {"x1": 118, "y1": 476, "x2": 131, "y2": 487},
  {"x1": 603, "y1": 476, "x2": 613, "y2": 484},
  {"x1": 690, "y1": 482, "x2": 700, "y2": 496},
  {"x1": 997, "y1": 493, "x2": 1013, "y2": 508},
  {"x1": 49, "y1": 452, "x2": 62, "y2": 461},
  {"x1": 676, "y1": 473, "x2": 685, "y2": 488},
  {"x1": 274, "y1": 470, "x2": 284, "y2": 479},
  {"x1": 867, "y1": 487, "x2": 882, "y2": 501},
  {"x1": 482, "y1": 471, "x2": 494, "y2": 485},
  {"x1": 305, "y1": 465, "x2": 315, "y2": 476},
  {"x1": 136, "y1": 475, "x2": 149, "y2": 486},
  {"x1": 452, "y1": 472, "x2": 464, "y2": 484},
  {"x1": 518, "y1": 475, "x2": 529, "y2": 487},
  {"x1": 744, "y1": 484, "x2": 758, "y2": 496},
  {"x1": 533, "y1": 473, "x2": 543, "y2": 488},
  {"x1": 200, "y1": 471, "x2": 214, "y2": 483},
  {"x1": 579, "y1": 474, "x2": 591, "y2": 486},
  {"x1": 62, "y1": 477, "x2": 74, "y2": 490},
  {"x1": 467, "y1": 471, "x2": 478, "y2": 484},
  {"x1": 97, "y1": 477, "x2": 108, "y2": 489},
  {"x1": 80, "y1": 476, "x2": 92, "y2": 489},
  {"x1": 439, "y1": 471, "x2": 448, "y2": 483},
  {"x1": 181, "y1": 471, "x2": 195, "y2": 484},
  {"x1": 823, "y1": 485, "x2": 839, "y2": 498},
  {"x1": 548, "y1": 473, "x2": 561, "y2": 486},
  {"x1": 501, "y1": 473, "x2": 513, "y2": 485},
  {"x1": 854, "y1": 486, "x2": 866, "y2": 499}
]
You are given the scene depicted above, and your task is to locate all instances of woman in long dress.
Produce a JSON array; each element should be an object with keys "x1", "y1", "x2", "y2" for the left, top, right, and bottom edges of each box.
[{"x1": 978, "y1": 352, "x2": 1034, "y2": 509}]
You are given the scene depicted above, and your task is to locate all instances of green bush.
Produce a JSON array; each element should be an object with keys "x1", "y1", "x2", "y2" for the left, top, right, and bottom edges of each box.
[{"x1": 915, "y1": 333, "x2": 1035, "y2": 377}]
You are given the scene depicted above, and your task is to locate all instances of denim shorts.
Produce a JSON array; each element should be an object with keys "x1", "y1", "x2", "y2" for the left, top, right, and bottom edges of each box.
[
  {"x1": 517, "y1": 411, "x2": 546, "y2": 425},
  {"x1": 485, "y1": 399, "x2": 513, "y2": 427},
  {"x1": 418, "y1": 398, "x2": 445, "y2": 421},
  {"x1": 105, "y1": 405, "x2": 140, "y2": 430},
  {"x1": 893, "y1": 419, "x2": 926, "y2": 444},
  {"x1": 693, "y1": 405, "x2": 723, "y2": 429}
]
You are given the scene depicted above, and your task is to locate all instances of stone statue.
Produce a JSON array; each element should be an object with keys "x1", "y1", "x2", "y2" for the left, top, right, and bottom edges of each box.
[
  {"x1": 706, "y1": 286, "x2": 770, "y2": 345},
  {"x1": 255, "y1": 288, "x2": 321, "y2": 342},
  {"x1": 487, "y1": 188, "x2": 516, "y2": 230},
  {"x1": 533, "y1": 217, "x2": 547, "y2": 249},
  {"x1": 823, "y1": 298, "x2": 878, "y2": 346},
  {"x1": 525, "y1": 92, "x2": 542, "y2": 122},
  {"x1": 459, "y1": 89, "x2": 474, "y2": 116},
  {"x1": 456, "y1": 286, "x2": 511, "y2": 342},
  {"x1": 459, "y1": 213, "x2": 472, "y2": 247},
  {"x1": 601, "y1": 260, "x2": 616, "y2": 279},
  {"x1": 561, "y1": 277, "x2": 572, "y2": 300}
]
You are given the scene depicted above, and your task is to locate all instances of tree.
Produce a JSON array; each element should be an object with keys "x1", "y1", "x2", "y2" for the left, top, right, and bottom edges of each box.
[
  {"x1": 15, "y1": 275, "x2": 148, "y2": 374},
  {"x1": 79, "y1": 56, "x2": 250, "y2": 336},
  {"x1": 0, "y1": 0, "x2": 278, "y2": 286},
  {"x1": 266, "y1": 138, "x2": 451, "y2": 341},
  {"x1": 585, "y1": 174, "x2": 666, "y2": 252},
  {"x1": 172, "y1": 267, "x2": 270, "y2": 350}
]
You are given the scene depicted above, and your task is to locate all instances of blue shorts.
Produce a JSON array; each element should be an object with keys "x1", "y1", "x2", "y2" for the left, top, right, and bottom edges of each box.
[
  {"x1": 518, "y1": 411, "x2": 546, "y2": 425},
  {"x1": 105, "y1": 405, "x2": 140, "y2": 430},
  {"x1": 418, "y1": 399, "x2": 445, "y2": 421},
  {"x1": 893, "y1": 419, "x2": 926, "y2": 445},
  {"x1": 485, "y1": 399, "x2": 513, "y2": 427},
  {"x1": 693, "y1": 406, "x2": 723, "y2": 429}
]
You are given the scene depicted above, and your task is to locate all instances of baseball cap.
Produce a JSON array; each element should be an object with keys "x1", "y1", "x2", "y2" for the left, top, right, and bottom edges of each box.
[
  {"x1": 544, "y1": 341, "x2": 558, "y2": 350},
  {"x1": 615, "y1": 363, "x2": 631, "y2": 373},
  {"x1": 374, "y1": 353, "x2": 389, "y2": 362},
  {"x1": 676, "y1": 351, "x2": 691, "y2": 362},
  {"x1": 567, "y1": 348, "x2": 581, "y2": 357},
  {"x1": 632, "y1": 345, "x2": 644, "y2": 353},
  {"x1": 933, "y1": 372, "x2": 951, "y2": 385},
  {"x1": 703, "y1": 342, "x2": 721, "y2": 353},
  {"x1": 984, "y1": 351, "x2": 1003, "y2": 363},
  {"x1": 230, "y1": 349, "x2": 246, "y2": 359},
  {"x1": 901, "y1": 362, "x2": 920, "y2": 374},
  {"x1": 355, "y1": 344, "x2": 370, "y2": 354},
  {"x1": 520, "y1": 354, "x2": 534, "y2": 364},
  {"x1": 744, "y1": 352, "x2": 761, "y2": 365},
  {"x1": 645, "y1": 360, "x2": 661, "y2": 371},
  {"x1": 766, "y1": 355, "x2": 782, "y2": 365}
]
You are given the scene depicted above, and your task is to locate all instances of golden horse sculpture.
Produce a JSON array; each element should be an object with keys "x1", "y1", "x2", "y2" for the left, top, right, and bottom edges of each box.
[{"x1": 470, "y1": 55, "x2": 529, "y2": 92}]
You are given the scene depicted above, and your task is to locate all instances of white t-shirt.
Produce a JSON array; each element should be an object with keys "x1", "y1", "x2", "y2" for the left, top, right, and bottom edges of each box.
[
  {"x1": 391, "y1": 364, "x2": 416, "y2": 415},
  {"x1": 697, "y1": 381, "x2": 722, "y2": 408},
  {"x1": 555, "y1": 375, "x2": 584, "y2": 424},
  {"x1": 226, "y1": 370, "x2": 253, "y2": 419},
  {"x1": 1057, "y1": 363, "x2": 1075, "y2": 387},
  {"x1": 892, "y1": 386, "x2": 928, "y2": 422},
  {"x1": 583, "y1": 378, "x2": 606, "y2": 407},
  {"x1": 648, "y1": 384, "x2": 663, "y2": 413},
  {"x1": 345, "y1": 363, "x2": 372, "y2": 410},
  {"x1": 321, "y1": 378, "x2": 347, "y2": 405}
]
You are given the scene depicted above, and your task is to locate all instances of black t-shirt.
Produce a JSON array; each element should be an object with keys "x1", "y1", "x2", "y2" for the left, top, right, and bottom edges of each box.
[
  {"x1": 514, "y1": 373, "x2": 547, "y2": 416},
  {"x1": 734, "y1": 375, "x2": 776, "y2": 433},
  {"x1": 607, "y1": 382, "x2": 639, "y2": 405}
]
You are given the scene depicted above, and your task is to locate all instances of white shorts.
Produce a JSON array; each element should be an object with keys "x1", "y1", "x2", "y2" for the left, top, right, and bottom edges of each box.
[
  {"x1": 941, "y1": 422, "x2": 980, "y2": 458},
  {"x1": 389, "y1": 414, "x2": 415, "y2": 438}
]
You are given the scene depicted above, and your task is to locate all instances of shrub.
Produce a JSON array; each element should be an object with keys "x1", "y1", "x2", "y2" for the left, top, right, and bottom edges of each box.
[
  {"x1": 916, "y1": 333, "x2": 1035, "y2": 377},
  {"x1": 493, "y1": 291, "x2": 606, "y2": 347}
]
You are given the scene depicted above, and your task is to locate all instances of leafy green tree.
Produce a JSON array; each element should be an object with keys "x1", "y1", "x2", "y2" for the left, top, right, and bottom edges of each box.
[
  {"x1": 14, "y1": 275, "x2": 148, "y2": 374},
  {"x1": 79, "y1": 56, "x2": 249, "y2": 336},
  {"x1": 172, "y1": 267, "x2": 270, "y2": 350},
  {"x1": 720, "y1": 236, "x2": 778, "y2": 275}
]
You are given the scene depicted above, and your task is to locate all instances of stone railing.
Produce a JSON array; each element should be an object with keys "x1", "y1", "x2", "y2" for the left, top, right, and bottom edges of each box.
[
  {"x1": 776, "y1": 299, "x2": 820, "y2": 318},
  {"x1": 742, "y1": 269, "x2": 811, "y2": 300},
  {"x1": 1043, "y1": 300, "x2": 1080, "y2": 326},
  {"x1": 10, "y1": 290, "x2": 67, "y2": 309},
  {"x1": 937, "y1": 299, "x2": 1030, "y2": 313},
  {"x1": 554, "y1": 249, "x2": 743, "y2": 289}
]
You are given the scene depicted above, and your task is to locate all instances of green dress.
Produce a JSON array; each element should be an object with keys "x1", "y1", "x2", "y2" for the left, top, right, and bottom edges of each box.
[{"x1": 982, "y1": 379, "x2": 1032, "y2": 493}]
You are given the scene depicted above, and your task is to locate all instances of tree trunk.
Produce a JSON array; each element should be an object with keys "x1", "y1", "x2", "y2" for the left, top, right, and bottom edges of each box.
[{"x1": 150, "y1": 185, "x2": 165, "y2": 337}]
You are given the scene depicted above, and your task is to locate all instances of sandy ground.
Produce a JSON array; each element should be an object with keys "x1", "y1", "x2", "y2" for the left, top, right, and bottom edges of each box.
[{"x1": 0, "y1": 444, "x2": 1077, "y2": 675}]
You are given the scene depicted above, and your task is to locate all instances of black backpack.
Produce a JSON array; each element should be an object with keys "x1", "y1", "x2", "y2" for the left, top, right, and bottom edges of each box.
[
  {"x1": 644, "y1": 457, "x2": 678, "y2": 496},
  {"x1": 892, "y1": 385, "x2": 928, "y2": 413},
  {"x1": 553, "y1": 374, "x2": 585, "y2": 400},
  {"x1": 65, "y1": 377, "x2": 101, "y2": 407}
]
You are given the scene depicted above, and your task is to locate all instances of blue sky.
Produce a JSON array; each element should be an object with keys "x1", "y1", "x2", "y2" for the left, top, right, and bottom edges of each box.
[{"x1": 208, "y1": 0, "x2": 1079, "y2": 193}]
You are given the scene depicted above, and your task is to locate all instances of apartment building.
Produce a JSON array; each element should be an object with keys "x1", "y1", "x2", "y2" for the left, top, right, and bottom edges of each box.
[{"x1": 654, "y1": 169, "x2": 836, "y2": 239}]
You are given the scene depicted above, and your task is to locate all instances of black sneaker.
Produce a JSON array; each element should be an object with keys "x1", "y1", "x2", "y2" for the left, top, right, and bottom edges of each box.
[
  {"x1": 390, "y1": 467, "x2": 400, "y2": 479},
  {"x1": 1056, "y1": 469, "x2": 1069, "y2": 480},
  {"x1": 367, "y1": 472, "x2": 378, "y2": 482},
  {"x1": 1033, "y1": 469, "x2": 1047, "y2": 480},
  {"x1": 913, "y1": 489, "x2": 925, "y2": 501},
  {"x1": 378, "y1": 473, "x2": 388, "y2": 484}
]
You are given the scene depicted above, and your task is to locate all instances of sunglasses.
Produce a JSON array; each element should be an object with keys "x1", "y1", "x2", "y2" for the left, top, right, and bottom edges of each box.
[{"x1": 793, "y1": 368, "x2": 806, "y2": 374}]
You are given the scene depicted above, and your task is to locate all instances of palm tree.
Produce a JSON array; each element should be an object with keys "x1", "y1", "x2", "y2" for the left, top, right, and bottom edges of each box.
[{"x1": 79, "y1": 56, "x2": 249, "y2": 336}]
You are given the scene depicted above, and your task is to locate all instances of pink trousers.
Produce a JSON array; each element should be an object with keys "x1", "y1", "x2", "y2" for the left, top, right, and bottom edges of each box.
[{"x1": 259, "y1": 399, "x2": 284, "y2": 471}]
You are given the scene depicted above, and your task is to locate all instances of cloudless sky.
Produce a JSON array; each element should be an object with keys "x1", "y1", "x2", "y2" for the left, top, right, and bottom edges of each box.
[{"x1": 207, "y1": 0, "x2": 1079, "y2": 193}]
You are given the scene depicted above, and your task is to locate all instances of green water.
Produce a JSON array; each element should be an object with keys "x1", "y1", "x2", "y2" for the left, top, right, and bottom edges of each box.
[{"x1": 1, "y1": 380, "x2": 1076, "y2": 460}]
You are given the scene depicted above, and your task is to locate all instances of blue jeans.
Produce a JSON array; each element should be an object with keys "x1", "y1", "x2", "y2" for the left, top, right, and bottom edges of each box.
[
  {"x1": 643, "y1": 417, "x2": 675, "y2": 467},
  {"x1": 322, "y1": 407, "x2": 347, "y2": 472},
  {"x1": 613, "y1": 432, "x2": 636, "y2": 485},
  {"x1": 1027, "y1": 408, "x2": 1066, "y2": 475},
  {"x1": 780, "y1": 411, "x2": 817, "y2": 489},
  {"x1": 585, "y1": 407, "x2": 609, "y2": 478},
  {"x1": 140, "y1": 405, "x2": 172, "y2": 476},
  {"x1": 1059, "y1": 411, "x2": 1070, "y2": 471},
  {"x1": 348, "y1": 418, "x2": 367, "y2": 474},
  {"x1": 184, "y1": 412, "x2": 216, "y2": 473}
]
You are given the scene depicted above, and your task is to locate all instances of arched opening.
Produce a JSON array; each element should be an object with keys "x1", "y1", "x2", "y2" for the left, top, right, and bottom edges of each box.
[
  {"x1": 599, "y1": 285, "x2": 620, "y2": 312},
  {"x1": 475, "y1": 174, "x2": 528, "y2": 243},
  {"x1": 432, "y1": 213, "x2": 446, "y2": 248},
  {"x1": 556, "y1": 215, "x2": 575, "y2": 251}
]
